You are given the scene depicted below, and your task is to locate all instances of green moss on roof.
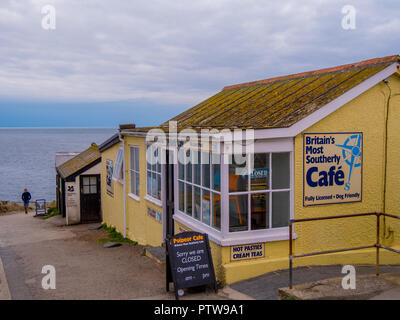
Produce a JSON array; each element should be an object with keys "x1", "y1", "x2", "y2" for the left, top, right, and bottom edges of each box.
[
  {"x1": 57, "y1": 143, "x2": 101, "y2": 179},
  {"x1": 161, "y1": 55, "x2": 399, "y2": 129}
]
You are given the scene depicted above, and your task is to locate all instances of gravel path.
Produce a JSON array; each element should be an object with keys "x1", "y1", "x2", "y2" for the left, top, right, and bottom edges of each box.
[{"x1": 0, "y1": 212, "x2": 176, "y2": 299}]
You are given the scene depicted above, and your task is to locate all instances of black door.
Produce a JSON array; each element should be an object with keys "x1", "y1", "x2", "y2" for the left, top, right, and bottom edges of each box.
[{"x1": 80, "y1": 174, "x2": 101, "y2": 223}]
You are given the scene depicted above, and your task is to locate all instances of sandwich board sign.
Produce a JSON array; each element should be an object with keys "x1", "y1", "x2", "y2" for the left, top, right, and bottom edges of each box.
[{"x1": 165, "y1": 231, "x2": 217, "y2": 299}]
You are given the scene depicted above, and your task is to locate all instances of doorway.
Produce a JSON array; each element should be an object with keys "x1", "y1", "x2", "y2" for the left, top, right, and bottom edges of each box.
[{"x1": 80, "y1": 174, "x2": 101, "y2": 223}]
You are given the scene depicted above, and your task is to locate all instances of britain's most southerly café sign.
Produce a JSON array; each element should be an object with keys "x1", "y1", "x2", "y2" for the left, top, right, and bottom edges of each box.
[{"x1": 303, "y1": 132, "x2": 363, "y2": 206}]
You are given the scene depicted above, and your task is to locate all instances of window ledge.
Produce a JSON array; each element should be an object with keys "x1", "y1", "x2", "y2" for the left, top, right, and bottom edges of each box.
[
  {"x1": 128, "y1": 193, "x2": 140, "y2": 202},
  {"x1": 219, "y1": 231, "x2": 298, "y2": 246},
  {"x1": 145, "y1": 194, "x2": 162, "y2": 207},
  {"x1": 173, "y1": 212, "x2": 297, "y2": 246}
]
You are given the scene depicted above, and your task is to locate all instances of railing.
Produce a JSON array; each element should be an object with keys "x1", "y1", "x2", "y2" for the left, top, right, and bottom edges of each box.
[{"x1": 289, "y1": 212, "x2": 400, "y2": 289}]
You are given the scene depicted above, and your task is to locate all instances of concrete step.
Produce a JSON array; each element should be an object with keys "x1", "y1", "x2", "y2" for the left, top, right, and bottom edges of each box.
[{"x1": 145, "y1": 246, "x2": 166, "y2": 264}]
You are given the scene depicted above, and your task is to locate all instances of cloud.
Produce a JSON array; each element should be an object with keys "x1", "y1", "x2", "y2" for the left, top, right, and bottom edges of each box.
[{"x1": 0, "y1": 0, "x2": 398, "y2": 111}]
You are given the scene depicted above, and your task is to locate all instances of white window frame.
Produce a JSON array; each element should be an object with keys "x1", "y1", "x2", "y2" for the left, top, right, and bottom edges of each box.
[
  {"x1": 177, "y1": 148, "x2": 222, "y2": 231},
  {"x1": 113, "y1": 147, "x2": 124, "y2": 184},
  {"x1": 145, "y1": 143, "x2": 162, "y2": 205},
  {"x1": 228, "y1": 152, "x2": 291, "y2": 233},
  {"x1": 129, "y1": 145, "x2": 140, "y2": 200},
  {"x1": 173, "y1": 138, "x2": 296, "y2": 246}
]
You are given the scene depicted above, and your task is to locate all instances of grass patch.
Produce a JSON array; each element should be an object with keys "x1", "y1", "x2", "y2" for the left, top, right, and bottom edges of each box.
[
  {"x1": 99, "y1": 223, "x2": 138, "y2": 246},
  {"x1": 42, "y1": 206, "x2": 60, "y2": 220}
]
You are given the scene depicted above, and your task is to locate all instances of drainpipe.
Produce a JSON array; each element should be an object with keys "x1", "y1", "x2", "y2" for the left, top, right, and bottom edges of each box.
[{"x1": 118, "y1": 130, "x2": 127, "y2": 238}]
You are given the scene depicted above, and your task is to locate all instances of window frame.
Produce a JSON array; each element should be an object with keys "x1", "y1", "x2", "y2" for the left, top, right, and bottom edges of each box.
[
  {"x1": 112, "y1": 147, "x2": 124, "y2": 184},
  {"x1": 177, "y1": 147, "x2": 222, "y2": 231},
  {"x1": 228, "y1": 152, "x2": 291, "y2": 232},
  {"x1": 129, "y1": 145, "x2": 140, "y2": 199},
  {"x1": 173, "y1": 138, "x2": 295, "y2": 246},
  {"x1": 145, "y1": 143, "x2": 162, "y2": 204}
]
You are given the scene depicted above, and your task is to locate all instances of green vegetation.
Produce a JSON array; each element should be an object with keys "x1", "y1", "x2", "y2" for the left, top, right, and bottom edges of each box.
[
  {"x1": 0, "y1": 201, "x2": 25, "y2": 213},
  {"x1": 42, "y1": 206, "x2": 60, "y2": 220},
  {"x1": 99, "y1": 223, "x2": 138, "y2": 246}
]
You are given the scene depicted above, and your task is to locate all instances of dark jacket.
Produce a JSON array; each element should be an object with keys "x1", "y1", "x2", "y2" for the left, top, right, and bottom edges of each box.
[{"x1": 22, "y1": 192, "x2": 31, "y2": 202}]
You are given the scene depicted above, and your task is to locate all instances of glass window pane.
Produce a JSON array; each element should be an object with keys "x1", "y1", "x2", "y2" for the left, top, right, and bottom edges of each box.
[
  {"x1": 202, "y1": 152, "x2": 210, "y2": 188},
  {"x1": 229, "y1": 194, "x2": 248, "y2": 232},
  {"x1": 194, "y1": 187, "x2": 201, "y2": 220},
  {"x1": 186, "y1": 149, "x2": 192, "y2": 182},
  {"x1": 272, "y1": 191, "x2": 290, "y2": 228},
  {"x1": 152, "y1": 147, "x2": 157, "y2": 172},
  {"x1": 83, "y1": 185, "x2": 90, "y2": 194},
  {"x1": 178, "y1": 160, "x2": 184, "y2": 180},
  {"x1": 212, "y1": 153, "x2": 221, "y2": 191},
  {"x1": 135, "y1": 173, "x2": 140, "y2": 196},
  {"x1": 146, "y1": 145, "x2": 151, "y2": 170},
  {"x1": 229, "y1": 155, "x2": 248, "y2": 192},
  {"x1": 251, "y1": 193, "x2": 269, "y2": 230},
  {"x1": 130, "y1": 171, "x2": 136, "y2": 194},
  {"x1": 83, "y1": 177, "x2": 90, "y2": 186},
  {"x1": 147, "y1": 172, "x2": 151, "y2": 195},
  {"x1": 194, "y1": 150, "x2": 201, "y2": 185},
  {"x1": 250, "y1": 153, "x2": 269, "y2": 191},
  {"x1": 186, "y1": 184, "x2": 192, "y2": 216},
  {"x1": 212, "y1": 192, "x2": 221, "y2": 230},
  {"x1": 272, "y1": 152, "x2": 290, "y2": 189},
  {"x1": 90, "y1": 185, "x2": 97, "y2": 194},
  {"x1": 89, "y1": 176, "x2": 97, "y2": 185},
  {"x1": 130, "y1": 147, "x2": 135, "y2": 171},
  {"x1": 114, "y1": 148, "x2": 123, "y2": 180},
  {"x1": 152, "y1": 172, "x2": 157, "y2": 198},
  {"x1": 136, "y1": 148, "x2": 140, "y2": 171},
  {"x1": 202, "y1": 190, "x2": 211, "y2": 225},
  {"x1": 157, "y1": 173, "x2": 161, "y2": 199},
  {"x1": 119, "y1": 161, "x2": 124, "y2": 180},
  {"x1": 179, "y1": 182, "x2": 184, "y2": 212}
]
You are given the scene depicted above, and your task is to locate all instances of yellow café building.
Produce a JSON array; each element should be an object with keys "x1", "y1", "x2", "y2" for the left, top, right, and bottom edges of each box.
[{"x1": 99, "y1": 55, "x2": 400, "y2": 285}]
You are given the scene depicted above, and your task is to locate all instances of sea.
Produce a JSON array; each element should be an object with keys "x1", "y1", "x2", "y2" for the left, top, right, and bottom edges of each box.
[{"x1": 0, "y1": 127, "x2": 117, "y2": 202}]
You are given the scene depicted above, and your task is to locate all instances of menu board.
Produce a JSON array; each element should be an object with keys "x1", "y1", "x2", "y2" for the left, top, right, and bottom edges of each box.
[{"x1": 166, "y1": 231, "x2": 217, "y2": 299}]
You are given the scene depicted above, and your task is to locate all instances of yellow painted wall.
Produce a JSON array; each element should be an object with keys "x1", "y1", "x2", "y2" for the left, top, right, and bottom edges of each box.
[
  {"x1": 177, "y1": 75, "x2": 400, "y2": 285},
  {"x1": 124, "y1": 135, "x2": 163, "y2": 247},
  {"x1": 101, "y1": 135, "x2": 164, "y2": 247},
  {"x1": 101, "y1": 142, "x2": 125, "y2": 234}
]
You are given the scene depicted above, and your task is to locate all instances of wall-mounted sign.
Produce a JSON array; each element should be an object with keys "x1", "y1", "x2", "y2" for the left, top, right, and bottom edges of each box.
[
  {"x1": 230, "y1": 243, "x2": 265, "y2": 261},
  {"x1": 105, "y1": 159, "x2": 114, "y2": 197},
  {"x1": 66, "y1": 192, "x2": 77, "y2": 206},
  {"x1": 166, "y1": 232, "x2": 217, "y2": 300},
  {"x1": 303, "y1": 132, "x2": 363, "y2": 206},
  {"x1": 147, "y1": 207, "x2": 162, "y2": 223}
]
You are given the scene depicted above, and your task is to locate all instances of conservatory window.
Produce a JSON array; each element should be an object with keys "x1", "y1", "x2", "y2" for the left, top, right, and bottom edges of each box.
[
  {"x1": 178, "y1": 148, "x2": 221, "y2": 230},
  {"x1": 229, "y1": 152, "x2": 291, "y2": 232}
]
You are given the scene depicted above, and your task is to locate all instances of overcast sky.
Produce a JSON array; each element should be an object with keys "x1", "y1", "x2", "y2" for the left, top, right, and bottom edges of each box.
[{"x1": 0, "y1": 0, "x2": 398, "y2": 127}]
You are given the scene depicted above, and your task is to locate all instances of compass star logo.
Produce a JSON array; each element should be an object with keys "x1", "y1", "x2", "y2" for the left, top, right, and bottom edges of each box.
[{"x1": 335, "y1": 134, "x2": 362, "y2": 191}]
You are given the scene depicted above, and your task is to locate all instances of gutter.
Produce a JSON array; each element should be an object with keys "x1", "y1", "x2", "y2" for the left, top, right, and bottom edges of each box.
[{"x1": 118, "y1": 130, "x2": 127, "y2": 238}]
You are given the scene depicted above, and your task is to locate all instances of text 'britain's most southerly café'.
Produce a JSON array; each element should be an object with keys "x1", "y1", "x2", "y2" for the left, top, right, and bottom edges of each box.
[{"x1": 99, "y1": 55, "x2": 400, "y2": 285}]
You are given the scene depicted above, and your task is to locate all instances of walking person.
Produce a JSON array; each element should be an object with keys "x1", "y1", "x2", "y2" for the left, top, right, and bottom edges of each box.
[{"x1": 21, "y1": 188, "x2": 31, "y2": 214}]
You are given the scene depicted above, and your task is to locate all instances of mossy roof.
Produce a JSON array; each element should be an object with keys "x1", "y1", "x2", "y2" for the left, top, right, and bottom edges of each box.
[
  {"x1": 161, "y1": 55, "x2": 400, "y2": 130},
  {"x1": 56, "y1": 143, "x2": 101, "y2": 179}
]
